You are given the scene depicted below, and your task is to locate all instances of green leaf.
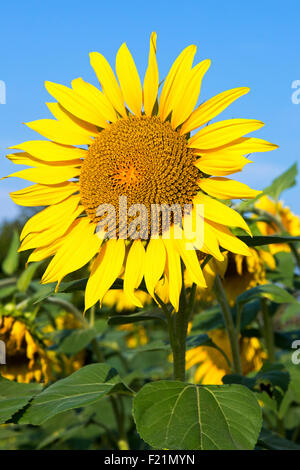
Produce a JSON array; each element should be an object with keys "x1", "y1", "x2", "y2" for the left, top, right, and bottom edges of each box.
[
  {"x1": 108, "y1": 308, "x2": 166, "y2": 326},
  {"x1": 1, "y1": 230, "x2": 20, "y2": 275},
  {"x1": 223, "y1": 362, "x2": 290, "y2": 406},
  {"x1": 237, "y1": 284, "x2": 297, "y2": 308},
  {"x1": 263, "y1": 163, "x2": 298, "y2": 201},
  {"x1": 133, "y1": 381, "x2": 262, "y2": 450},
  {"x1": 17, "y1": 261, "x2": 42, "y2": 292},
  {"x1": 238, "y1": 235, "x2": 300, "y2": 247},
  {"x1": 56, "y1": 319, "x2": 107, "y2": 355},
  {"x1": 0, "y1": 377, "x2": 42, "y2": 424},
  {"x1": 19, "y1": 363, "x2": 131, "y2": 425},
  {"x1": 267, "y1": 252, "x2": 295, "y2": 288},
  {"x1": 258, "y1": 428, "x2": 300, "y2": 450}
]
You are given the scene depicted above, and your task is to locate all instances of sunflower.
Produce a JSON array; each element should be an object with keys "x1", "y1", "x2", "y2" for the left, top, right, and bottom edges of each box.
[
  {"x1": 220, "y1": 247, "x2": 274, "y2": 305},
  {"x1": 186, "y1": 328, "x2": 266, "y2": 384},
  {"x1": 5, "y1": 33, "x2": 277, "y2": 312},
  {"x1": 184, "y1": 247, "x2": 274, "y2": 306},
  {"x1": 103, "y1": 289, "x2": 151, "y2": 312},
  {"x1": 0, "y1": 315, "x2": 53, "y2": 383},
  {"x1": 255, "y1": 195, "x2": 300, "y2": 254}
]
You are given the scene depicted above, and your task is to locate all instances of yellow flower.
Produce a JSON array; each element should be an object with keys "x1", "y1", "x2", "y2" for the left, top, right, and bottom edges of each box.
[
  {"x1": 103, "y1": 289, "x2": 151, "y2": 312},
  {"x1": 6, "y1": 33, "x2": 277, "y2": 312},
  {"x1": 44, "y1": 312, "x2": 85, "y2": 376},
  {"x1": 118, "y1": 324, "x2": 148, "y2": 349},
  {"x1": 255, "y1": 195, "x2": 300, "y2": 254},
  {"x1": 221, "y1": 248, "x2": 271, "y2": 305},
  {"x1": 0, "y1": 315, "x2": 53, "y2": 383},
  {"x1": 186, "y1": 329, "x2": 266, "y2": 384}
]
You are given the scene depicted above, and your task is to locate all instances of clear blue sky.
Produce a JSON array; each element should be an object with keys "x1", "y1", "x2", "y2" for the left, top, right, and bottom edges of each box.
[{"x1": 0, "y1": 0, "x2": 299, "y2": 222}]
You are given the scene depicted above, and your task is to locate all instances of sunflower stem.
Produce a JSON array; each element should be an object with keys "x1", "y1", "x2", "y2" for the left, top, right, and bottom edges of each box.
[
  {"x1": 167, "y1": 284, "x2": 196, "y2": 382},
  {"x1": 261, "y1": 298, "x2": 276, "y2": 362},
  {"x1": 214, "y1": 275, "x2": 242, "y2": 375}
]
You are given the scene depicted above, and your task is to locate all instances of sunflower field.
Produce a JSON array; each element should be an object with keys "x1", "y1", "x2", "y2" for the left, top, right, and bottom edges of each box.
[{"x1": 1, "y1": 28, "x2": 300, "y2": 453}]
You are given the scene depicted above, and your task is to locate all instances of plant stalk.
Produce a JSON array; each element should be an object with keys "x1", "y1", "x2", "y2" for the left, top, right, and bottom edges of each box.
[{"x1": 214, "y1": 275, "x2": 242, "y2": 375}]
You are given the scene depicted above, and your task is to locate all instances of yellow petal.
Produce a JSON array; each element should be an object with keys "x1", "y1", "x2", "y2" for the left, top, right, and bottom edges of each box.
[
  {"x1": 47, "y1": 102, "x2": 99, "y2": 138},
  {"x1": 85, "y1": 239, "x2": 125, "y2": 311},
  {"x1": 72, "y1": 78, "x2": 117, "y2": 123},
  {"x1": 171, "y1": 59, "x2": 211, "y2": 129},
  {"x1": 9, "y1": 140, "x2": 86, "y2": 162},
  {"x1": 197, "y1": 137, "x2": 278, "y2": 157},
  {"x1": 116, "y1": 43, "x2": 142, "y2": 116},
  {"x1": 45, "y1": 81, "x2": 110, "y2": 128},
  {"x1": 143, "y1": 32, "x2": 159, "y2": 116},
  {"x1": 3, "y1": 166, "x2": 80, "y2": 184},
  {"x1": 27, "y1": 237, "x2": 64, "y2": 264},
  {"x1": 25, "y1": 118, "x2": 94, "y2": 146},
  {"x1": 163, "y1": 239, "x2": 182, "y2": 311},
  {"x1": 194, "y1": 193, "x2": 251, "y2": 234},
  {"x1": 181, "y1": 87, "x2": 250, "y2": 135},
  {"x1": 159, "y1": 45, "x2": 196, "y2": 121},
  {"x1": 6, "y1": 152, "x2": 82, "y2": 168},
  {"x1": 174, "y1": 237, "x2": 207, "y2": 287},
  {"x1": 20, "y1": 195, "x2": 81, "y2": 240},
  {"x1": 144, "y1": 238, "x2": 166, "y2": 298},
  {"x1": 124, "y1": 240, "x2": 146, "y2": 308},
  {"x1": 188, "y1": 119, "x2": 264, "y2": 150},
  {"x1": 19, "y1": 205, "x2": 84, "y2": 251},
  {"x1": 207, "y1": 220, "x2": 251, "y2": 256},
  {"x1": 42, "y1": 218, "x2": 102, "y2": 287},
  {"x1": 198, "y1": 177, "x2": 261, "y2": 199},
  {"x1": 90, "y1": 52, "x2": 126, "y2": 117},
  {"x1": 201, "y1": 220, "x2": 225, "y2": 261},
  {"x1": 194, "y1": 154, "x2": 251, "y2": 176},
  {"x1": 10, "y1": 182, "x2": 78, "y2": 207}
]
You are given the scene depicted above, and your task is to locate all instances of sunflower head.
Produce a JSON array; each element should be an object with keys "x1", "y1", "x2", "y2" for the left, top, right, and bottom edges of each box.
[
  {"x1": 255, "y1": 195, "x2": 300, "y2": 254},
  {"x1": 0, "y1": 315, "x2": 53, "y2": 383},
  {"x1": 6, "y1": 32, "x2": 278, "y2": 312},
  {"x1": 186, "y1": 328, "x2": 266, "y2": 384}
]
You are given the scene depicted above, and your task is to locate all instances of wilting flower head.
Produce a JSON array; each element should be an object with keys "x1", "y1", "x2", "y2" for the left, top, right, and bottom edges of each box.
[
  {"x1": 186, "y1": 329, "x2": 266, "y2": 384},
  {"x1": 0, "y1": 315, "x2": 53, "y2": 383},
  {"x1": 6, "y1": 33, "x2": 277, "y2": 311},
  {"x1": 255, "y1": 195, "x2": 300, "y2": 254}
]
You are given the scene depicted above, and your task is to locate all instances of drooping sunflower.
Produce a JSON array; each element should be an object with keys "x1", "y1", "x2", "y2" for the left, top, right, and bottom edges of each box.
[
  {"x1": 0, "y1": 315, "x2": 53, "y2": 383},
  {"x1": 186, "y1": 328, "x2": 266, "y2": 385},
  {"x1": 255, "y1": 195, "x2": 300, "y2": 254},
  {"x1": 0, "y1": 311, "x2": 84, "y2": 383},
  {"x1": 184, "y1": 247, "x2": 275, "y2": 306},
  {"x1": 5, "y1": 33, "x2": 277, "y2": 312}
]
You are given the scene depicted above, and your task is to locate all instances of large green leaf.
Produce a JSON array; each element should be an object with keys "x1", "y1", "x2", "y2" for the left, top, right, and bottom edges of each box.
[
  {"x1": 20, "y1": 363, "x2": 131, "y2": 425},
  {"x1": 0, "y1": 377, "x2": 42, "y2": 424},
  {"x1": 133, "y1": 381, "x2": 262, "y2": 450}
]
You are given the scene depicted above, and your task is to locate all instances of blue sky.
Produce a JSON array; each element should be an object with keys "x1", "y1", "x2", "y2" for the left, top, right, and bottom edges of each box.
[{"x1": 0, "y1": 0, "x2": 299, "y2": 222}]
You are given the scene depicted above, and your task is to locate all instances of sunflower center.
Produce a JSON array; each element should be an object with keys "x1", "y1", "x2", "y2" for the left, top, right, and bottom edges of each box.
[{"x1": 80, "y1": 115, "x2": 200, "y2": 237}]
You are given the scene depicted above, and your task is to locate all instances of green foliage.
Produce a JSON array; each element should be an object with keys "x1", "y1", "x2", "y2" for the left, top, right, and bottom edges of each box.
[
  {"x1": 0, "y1": 377, "x2": 42, "y2": 424},
  {"x1": 19, "y1": 364, "x2": 132, "y2": 425},
  {"x1": 133, "y1": 381, "x2": 262, "y2": 450},
  {"x1": 1, "y1": 230, "x2": 20, "y2": 275}
]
